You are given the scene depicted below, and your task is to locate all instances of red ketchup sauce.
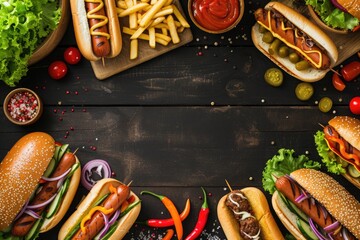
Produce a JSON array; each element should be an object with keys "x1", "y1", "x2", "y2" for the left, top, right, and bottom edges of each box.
[{"x1": 192, "y1": 0, "x2": 240, "y2": 31}]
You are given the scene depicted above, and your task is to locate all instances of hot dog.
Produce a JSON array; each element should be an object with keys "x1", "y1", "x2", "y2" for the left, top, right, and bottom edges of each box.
[
  {"x1": 315, "y1": 116, "x2": 360, "y2": 189},
  {"x1": 251, "y1": 2, "x2": 338, "y2": 82},
  {"x1": 272, "y1": 169, "x2": 360, "y2": 239},
  {"x1": 70, "y1": 0, "x2": 122, "y2": 61},
  {"x1": 217, "y1": 187, "x2": 284, "y2": 240},
  {"x1": 0, "y1": 132, "x2": 81, "y2": 239},
  {"x1": 59, "y1": 178, "x2": 141, "y2": 240}
]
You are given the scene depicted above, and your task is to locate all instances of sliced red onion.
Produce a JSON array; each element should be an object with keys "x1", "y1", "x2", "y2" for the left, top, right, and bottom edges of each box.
[
  {"x1": 309, "y1": 218, "x2": 330, "y2": 240},
  {"x1": 330, "y1": 0, "x2": 347, "y2": 12},
  {"x1": 295, "y1": 193, "x2": 309, "y2": 203},
  {"x1": 320, "y1": 204, "x2": 329, "y2": 220},
  {"x1": 305, "y1": 38, "x2": 315, "y2": 48},
  {"x1": 342, "y1": 227, "x2": 351, "y2": 240},
  {"x1": 95, "y1": 211, "x2": 110, "y2": 240},
  {"x1": 24, "y1": 209, "x2": 42, "y2": 219},
  {"x1": 41, "y1": 168, "x2": 71, "y2": 182},
  {"x1": 27, "y1": 193, "x2": 57, "y2": 209},
  {"x1": 81, "y1": 159, "x2": 112, "y2": 191},
  {"x1": 108, "y1": 209, "x2": 121, "y2": 226},
  {"x1": 14, "y1": 200, "x2": 29, "y2": 221},
  {"x1": 324, "y1": 221, "x2": 340, "y2": 233}
]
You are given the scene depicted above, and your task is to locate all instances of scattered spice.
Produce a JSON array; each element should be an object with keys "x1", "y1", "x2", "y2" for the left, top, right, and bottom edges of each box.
[{"x1": 7, "y1": 91, "x2": 39, "y2": 123}]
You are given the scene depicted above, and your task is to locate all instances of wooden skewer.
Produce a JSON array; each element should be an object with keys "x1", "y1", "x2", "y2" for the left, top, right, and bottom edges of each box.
[
  {"x1": 330, "y1": 68, "x2": 341, "y2": 76},
  {"x1": 318, "y1": 123, "x2": 325, "y2": 128},
  {"x1": 225, "y1": 179, "x2": 233, "y2": 192},
  {"x1": 72, "y1": 147, "x2": 79, "y2": 155},
  {"x1": 127, "y1": 180, "x2": 133, "y2": 187}
]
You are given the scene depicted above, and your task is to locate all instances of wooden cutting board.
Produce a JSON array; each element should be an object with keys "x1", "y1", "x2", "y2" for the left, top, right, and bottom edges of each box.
[{"x1": 91, "y1": 0, "x2": 193, "y2": 80}]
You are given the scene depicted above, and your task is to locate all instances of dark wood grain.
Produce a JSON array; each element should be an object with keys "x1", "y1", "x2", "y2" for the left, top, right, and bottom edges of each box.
[{"x1": 1, "y1": 0, "x2": 360, "y2": 239}]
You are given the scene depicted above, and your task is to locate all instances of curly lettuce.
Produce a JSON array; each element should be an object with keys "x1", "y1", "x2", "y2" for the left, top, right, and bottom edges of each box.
[
  {"x1": 305, "y1": 0, "x2": 359, "y2": 31},
  {"x1": 0, "y1": 0, "x2": 61, "y2": 86},
  {"x1": 262, "y1": 148, "x2": 321, "y2": 194},
  {"x1": 314, "y1": 130, "x2": 346, "y2": 174}
]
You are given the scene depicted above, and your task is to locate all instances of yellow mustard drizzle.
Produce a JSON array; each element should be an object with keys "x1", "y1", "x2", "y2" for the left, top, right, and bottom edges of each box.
[
  {"x1": 257, "y1": 10, "x2": 322, "y2": 69},
  {"x1": 85, "y1": 0, "x2": 110, "y2": 39},
  {"x1": 80, "y1": 206, "x2": 114, "y2": 233}
]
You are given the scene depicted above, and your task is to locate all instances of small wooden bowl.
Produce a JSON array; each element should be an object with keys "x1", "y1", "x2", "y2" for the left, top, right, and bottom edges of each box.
[
  {"x1": 28, "y1": 0, "x2": 70, "y2": 65},
  {"x1": 3, "y1": 88, "x2": 43, "y2": 126},
  {"x1": 188, "y1": 0, "x2": 245, "y2": 34},
  {"x1": 307, "y1": 5, "x2": 349, "y2": 34}
]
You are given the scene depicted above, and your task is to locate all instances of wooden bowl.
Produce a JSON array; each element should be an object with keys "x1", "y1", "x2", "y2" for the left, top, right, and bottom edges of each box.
[
  {"x1": 188, "y1": 0, "x2": 245, "y2": 34},
  {"x1": 307, "y1": 5, "x2": 349, "y2": 34},
  {"x1": 3, "y1": 88, "x2": 43, "y2": 126},
  {"x1": 28, "y1": 0, "x2": 70, "y2": 65}
]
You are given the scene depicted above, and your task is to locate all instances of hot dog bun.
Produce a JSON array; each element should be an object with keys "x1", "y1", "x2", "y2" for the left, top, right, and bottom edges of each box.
[
  {"x1": 217, "y1": 187, "x2": 284, "y2": 240},
  {"x1": 0, "y1": 132, "x2": 81, "y2": 233},
  {"x1": 251, "y1": 1, "x2": 338, "y2": 82},
  {"x1": 70, "y1": 0, "x2": 122, "y2": 61},
  {"x1": 273, "y1": 169, "x2": 360, "y2": 239},
  {"x1": 58, "y1": 178, "x2": 141, "y2": 240}
]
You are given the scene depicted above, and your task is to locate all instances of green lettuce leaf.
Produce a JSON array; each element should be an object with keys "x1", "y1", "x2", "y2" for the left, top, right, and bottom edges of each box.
[
  {"x1": 262, "y1": 148, "x2": 321, "y2": 194},
  {"x1": 305, "y1": 0, "x2": 359, "y2": 31},
  {"x1": 0, "y1": 0, "x2": 61, "y2": 86},
  {"x1": 314, "y1": 130, "x2": 346, "y2": 174}
]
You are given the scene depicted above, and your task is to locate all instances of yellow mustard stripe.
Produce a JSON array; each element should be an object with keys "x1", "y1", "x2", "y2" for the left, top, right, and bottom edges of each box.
[
  {"x1": 80, "y1": 206, "x2": 114, "y2": 233},
  {"x1": 85, "y1": 0, "x2": 111, "y2": 39}
]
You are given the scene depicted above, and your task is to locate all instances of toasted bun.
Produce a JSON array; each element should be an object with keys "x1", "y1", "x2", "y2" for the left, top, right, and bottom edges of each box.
[
  {"x1": 291, "y1": 169, "x2": 360, "y2": 238},
  {"x1": 0, "y1": 132, "x2": 55, "y2": 231},
  {"x1": 251, "y1": 2, "x2": 338, "y2": 82},
  {"x1": 337, "y1": 0, "x2": 360, "y2": 20},
  {"x1": 272, "y1": 191, "x2": 306, "y2": 240},
  {"x1": 40, "y1": 156, "x2": 81, "y2": 232},
  {"x1": 70, "y1": 0, "x2": 122, "y2": 61},
  {"x1": 58, "y1": 178, "x2": 141, "y2": 240},
  {"x1": 329, "y1": 116, "x2": 360, "y2": 150},
  {"x1": 217, "y1": 187, "x2": 284, "y2": 240}
]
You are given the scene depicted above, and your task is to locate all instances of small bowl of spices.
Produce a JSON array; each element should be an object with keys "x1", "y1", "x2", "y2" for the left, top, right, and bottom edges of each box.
[{"x1": 3, "y1": 88, "x2": 43, "y2": 125}]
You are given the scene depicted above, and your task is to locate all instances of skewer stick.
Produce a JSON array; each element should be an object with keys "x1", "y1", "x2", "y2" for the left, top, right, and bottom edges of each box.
[
  {"x1": 330, "y1": 68, "x2": 341, "y2": 76},
  {"x1": 127, "y1": 180, "x2": 133, "y2": 187},
  {"x1": 225, "y1": 179, "x2": 233, "y2": 192},
  {"x1": 72, "y1": 148, "x2": 79, "y2": 155},
  {"x1": 318, "y1": 123, "x2": 325, "y2": 128}
]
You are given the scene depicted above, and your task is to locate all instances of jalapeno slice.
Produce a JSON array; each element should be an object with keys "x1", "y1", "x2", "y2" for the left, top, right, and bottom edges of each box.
[
  {"x1": 319, "y1": 97, "x2": 333, "y2": 113},
  {"x1": 295, "y1": 82, "x2": 314, "y2": 101},
  {"x1": 264, "y1": 68, "x2": 283, "y2": 87}
]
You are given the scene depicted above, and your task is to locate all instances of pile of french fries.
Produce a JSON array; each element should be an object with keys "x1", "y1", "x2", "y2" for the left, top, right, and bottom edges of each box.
[{"x1": 116, "y1": 0, "x2": 190, "y2": 59}]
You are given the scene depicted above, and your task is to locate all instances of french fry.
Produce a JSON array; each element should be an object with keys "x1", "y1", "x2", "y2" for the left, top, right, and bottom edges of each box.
[
  {"x1": 125, "y1": 0, "x2": 138, "y2": 29},
  {"x1": 166, "y1": 15, "x2": 179, "y2": 44},
  {"x1": 117, "y1": 0, "x2": 127, "y2": 9},
  {"x1": 123, "y1": 27, "x2": 170, "y2": 46},
  {"x1": 130, "y1": 39, "x2": 138, "y2": 60},
  {"x1": 148, "y1": 27, "x2": 156, "y2": 48},
  {"x1": 171, "y1": 4, "x2": 190, "y2": 28},
  {"x1": 118, "y1": 3, "x2": 149, "y2": 17},
  {"x1": 139, "y1": 0, "x2": 167, "y2": 27},
  {"x1": 153, "y1": 7, "x2": 173, "y2": 18}
]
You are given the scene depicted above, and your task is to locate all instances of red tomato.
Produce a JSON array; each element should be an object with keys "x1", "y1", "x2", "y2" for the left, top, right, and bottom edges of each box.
[
  {"x1": 341, "y1": 61, "x2": 360, "y2": 81},
  {"x1": 64, "y1": 47, "x2": 82, "y2": 65},
  {"x1": 48, "y1": 61, "x2": 68, "y2": 80},
  {"x1": 349, "y1": 96, "x2": 360, "y2": 115},
  {"x1": 332, "y1": 73, "x2": 346, "y2": 91}
]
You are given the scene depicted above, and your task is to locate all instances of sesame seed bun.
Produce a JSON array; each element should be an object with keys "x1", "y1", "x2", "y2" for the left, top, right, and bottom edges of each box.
[
  {"x1": 0, "y1": 132, "x2": 55, "y2": 231},
  {"x1": 217, "y1": 187, "x2": 284, "y2": 240},
  {"x1": 329, "y1": 116, "x2": 360, "y2": 151},
  {"x1": 291, "y1": 169, "x2": 360, "y2": 238},
  {"x1": 58, "y1": 178, "x2": 141, "y2": 240},
  {"x1": 337, "y1": 0, "x2": 360, "y2": 20}
]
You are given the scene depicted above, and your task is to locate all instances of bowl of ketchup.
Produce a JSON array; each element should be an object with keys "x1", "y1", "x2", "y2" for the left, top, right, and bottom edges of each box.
[{"x1": 188, "y1": 0, "x2": 244, "y2": 34}]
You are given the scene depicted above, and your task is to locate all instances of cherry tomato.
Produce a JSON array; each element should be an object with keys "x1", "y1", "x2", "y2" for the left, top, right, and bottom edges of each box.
[
  {"x1": 48, "y1": 61, "x2": 68, "y2": 80},
  {"x1": 340, "y1": 61, "x2": 360, "y2": 81},
  {"x1": 64, "y1": 47, "x2": 82, "y2": 65},
  {"x1": 349, "y1": 96, "x2": 360, "y2": 115},
  {"x1": 332, "y1": 73, "x2": 346, "y2": 91}
]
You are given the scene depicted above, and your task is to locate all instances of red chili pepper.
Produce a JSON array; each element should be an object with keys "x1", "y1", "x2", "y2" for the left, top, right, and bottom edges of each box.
[
  {"x1": 144, "y1": 198, "x2": 191, "y2": 228},
  {"x1": 141, "y1": 191, "x2": 183, "y2": 240},
  {"x1": 184, "y1": 187, "x2": 209, "y2": 240},
  {"x1": 341, "y1": 61, "x2": 360, "y2": 81},
  {"x1": 332, "y1": 72, "x2": 346, "y2": 91}
]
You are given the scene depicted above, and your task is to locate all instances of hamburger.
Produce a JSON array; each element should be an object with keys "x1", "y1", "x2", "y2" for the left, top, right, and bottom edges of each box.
[{"x1": 315, "y1": 116, "x2": 360, "y2": 189}]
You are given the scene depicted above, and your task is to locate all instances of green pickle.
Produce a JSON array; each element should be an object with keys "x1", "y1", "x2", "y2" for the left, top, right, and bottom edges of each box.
[
  {"x1": 269, "y1": 39, "x2": 281, "y2": 55},
  {"x1": 289, "y1": 52, "x2": 300, "y2": 63},
  {"x1": 262, "y1": 31, "x2": 274, "y2": 43},
  {"x1": 318, "y1": 97, "x2": 333, "y2": 113},
  {"x1": 278, "y1": 45, "x2": 289, "y2": 58},
  {"x1": 295, "y1": 60, "x2": 310, "y2": 71},
  {"x1": 295, "y1": 82, "x2": 314, "y2": 101},
  {"x1": 258, "y1": 24, "x2": 267, "y2": 33},
  {"x1": 264, "y1": 68, "x2": 283, "y2": 87}
]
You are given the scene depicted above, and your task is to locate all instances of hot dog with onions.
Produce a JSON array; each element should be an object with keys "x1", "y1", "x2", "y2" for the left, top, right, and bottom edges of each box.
[
  {"x1": 315, "y1": 116, "x2": 360, "y2": 189},
  {"x1": 251, "y1": 2, "x2": 338, "y2": 82},
  {"x1": 0, "y1": 132, "x2": 81, "y2": 240},
  {"x1": 272, "y1": 169, "x2": 360, "y2": 240},
  {"x1": 217, "y1": 187, "x2": 284, "y2": 240},
  {"x1": 59, "y1": 178, "x2": 141, "y2": 240},
  {"x1": 70, "y1": 0, "x2": 122, "y2": 61}
]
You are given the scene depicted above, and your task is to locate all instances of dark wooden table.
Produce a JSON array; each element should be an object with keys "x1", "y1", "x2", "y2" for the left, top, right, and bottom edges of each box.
[{"x1": 1, "y1": 0, "x2": 360, "y2": 239}]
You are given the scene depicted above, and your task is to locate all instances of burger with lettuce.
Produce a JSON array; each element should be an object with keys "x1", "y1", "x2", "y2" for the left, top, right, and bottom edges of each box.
[{"x1": 305, "y1": 0, "x2": 359, "y2": 32}]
